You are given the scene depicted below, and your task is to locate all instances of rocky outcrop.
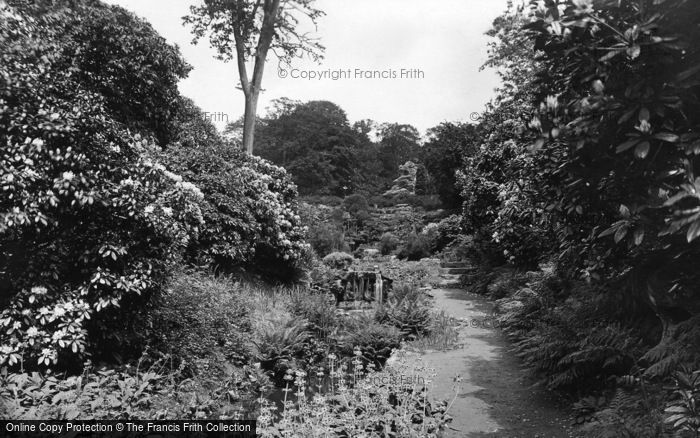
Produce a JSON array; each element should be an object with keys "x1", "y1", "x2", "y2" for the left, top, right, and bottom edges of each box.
[{"x1": 384, "y1": 161, "x2": 417, "y2": 198}]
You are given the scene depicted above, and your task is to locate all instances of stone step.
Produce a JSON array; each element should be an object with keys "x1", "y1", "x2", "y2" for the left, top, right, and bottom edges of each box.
[
  {"x1": 436, "y1": 278, "x2": 462, "y2": 288},
  {"x1": 439, "y1": 267, "x2": 473, "y2": 275},
  {"x1": 440, "y1": 261, "x2": 471, "y2": 269}
]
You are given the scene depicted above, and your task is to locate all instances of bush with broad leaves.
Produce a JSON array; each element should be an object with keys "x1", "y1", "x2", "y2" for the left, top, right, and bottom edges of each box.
[{"x1": 0, "y1": 4, "x2": 204, "y2": 368}]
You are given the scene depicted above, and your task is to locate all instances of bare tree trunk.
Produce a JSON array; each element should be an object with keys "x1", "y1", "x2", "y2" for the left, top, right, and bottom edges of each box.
[
  {"x1": 237, "y1": 0, "x2": 280, "y2": 155},
  {"x1": 242, "y1": 91, "x2": 259, "y2": 155}
]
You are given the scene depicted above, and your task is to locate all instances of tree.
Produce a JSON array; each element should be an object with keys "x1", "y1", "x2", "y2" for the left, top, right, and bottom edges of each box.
[
  {"x1": 184, "y1": 0, "x2": 324, "y2": 155},
  {"x1": 255, "y1": 100, "x2": 365, "y2": 195},
  {"x1": 376, "y1": 123, "x2": 422, "y2": 179},
  {"x1": 422, "y1": 122, "x2": 478, "y2": 209}
]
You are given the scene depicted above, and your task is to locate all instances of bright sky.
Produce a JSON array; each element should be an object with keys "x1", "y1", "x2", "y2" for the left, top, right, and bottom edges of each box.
[{"x1": 105, "y1": 0, "x2": 510, "y2": 135}]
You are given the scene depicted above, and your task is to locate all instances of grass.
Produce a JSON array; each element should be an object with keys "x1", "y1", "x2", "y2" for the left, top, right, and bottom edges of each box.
[{"x1": 407, "y1": 310, "x2": 461, "y2": 352}]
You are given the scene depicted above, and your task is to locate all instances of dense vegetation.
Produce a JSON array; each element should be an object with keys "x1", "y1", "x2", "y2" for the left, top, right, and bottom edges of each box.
[
  {"x1": 0, "y1": 0, "x2": 306, "y2": 370},
  {"x1": 435, "y1": 0, "x2": 700, "y2": 435},
  {"x1": 4, "y1": 0, "x2": 700, "y2": 435}
]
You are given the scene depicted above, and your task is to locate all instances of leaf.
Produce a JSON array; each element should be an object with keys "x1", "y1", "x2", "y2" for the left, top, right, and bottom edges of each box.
[
  {"x1": 633, "y1": 229, "x2": 645, "y2": 246},
  {"x1": 619, "y1": 204, "x2": 631, "y2": 218},
  {"x1": 686, "y1": 220, "x2": 700, "y2": 242},
  {"x1": 616, "y1": 138, "x2": 639, "y2": 153},
  {"x1": 653, "y1": 133, "x2": 680, "y2": 143},
  {"x1": 635, "y1": 141, "x2": 650, "y2": 159},
  {"x1": 676, "y1": 64, "x2": 700, "y2": 82},
  {"x1": 664, "y1": 192, "x2": 690, "y2": 207},
  {"x1": 599, "y1": 49, "x2": 624, "y2": 62},
  {"x1": 614, "y1": 226, "x2": 628, "y2": 243}
]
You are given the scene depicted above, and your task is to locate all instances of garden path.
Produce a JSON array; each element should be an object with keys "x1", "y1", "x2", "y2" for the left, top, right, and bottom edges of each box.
[{"x1": 405, "y1": 286, "x2": 578, "y2": 437}]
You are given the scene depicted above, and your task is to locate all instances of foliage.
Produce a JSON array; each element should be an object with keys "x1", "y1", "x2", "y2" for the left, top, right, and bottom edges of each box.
[
  {"x1": 376, "y1": 124, "x2": 422, "y2": 180},
  {"x1": 343, "y1": 193, "x2": 371, "y2": 225},
  {"x1": 665, "y1": 368, "x2": 700, "y2": 435},
  {"x1": 307, "y1": 222, "x2": 348, "y2": 257},
  {"x1": 287, "y1": 289, "x2": 338, "y2": 338},
  {"x1": 0, "y1": 360, "x2": 169, "y2": 420},
  {"x1": 421, "y1": 122, "x2": 478, "y2": 209},
  {"x1": 407, "y1": 310, "x2": 460, "y2": 352},
  {"x1": 433, "y1": 215, "x2": 463, "y2": 252},
  {"x1": 183, "y1": 0, "x2": 324, "y2": 154},
  {"x1": 12, "y1": 0, "x2": 192, "y2": 145},
  {"x1": 396, "y1": 233, "x2": 433, "y2": 261},
  {"x1": 252, "y1": 314, "x2": 310, "y2": 367},
  {"x1": 0, "y1": 356, "x2": 268, "y2": 420},
  {"x1": 257, "y1": 350, "x2": 452, "y2": 437},
  {"x1": 159, "y1": 143, "x2": 309, "y2": 280},
  {"x1": 525, "y1": 0, "x2": 700, "y2": 290},
  {"x1": 321, "y1": 252, "x2": 354, "y2": 270},
  {"x1": 255, "y1": 100, "x2": 367, "y2": 196},
  {"x1": 492, "y1": 270, "x2": 649, "y2": 391},
  {"x1": 375, "y1": 284, "x2": 433, "y2": 339},
  {"x1": 0, "y1": 2, "x2": 203, "y2": 368},
  {"x1": 379, "y1": 232, "x2": 400, "y2": 255},
  {"x1": 148, "y1": 271, "x2": 253, "y2": 375},
  {"x1": 337, "y1": 315, "x2": 401, "y2": 368}
]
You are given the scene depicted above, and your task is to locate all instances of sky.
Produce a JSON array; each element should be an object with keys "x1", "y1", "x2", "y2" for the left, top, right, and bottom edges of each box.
[{"x1": 105, "y1": 0, "x2": 511, "y2": 136}]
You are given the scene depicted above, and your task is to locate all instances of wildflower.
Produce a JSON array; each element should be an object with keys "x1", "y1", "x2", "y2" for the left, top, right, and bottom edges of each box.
[
  {"x1": 62, "y1": 171, "x2": 74, "y2": 181},
  {"x1": 162, "y1": 207, "x2": 173, "y2": 217},
  {"x1": 144, "y1": 205, "x2": 155, "y2": 214},
  {"x1": 26, "y1": 327, "x2": 39, "y2": 337}
]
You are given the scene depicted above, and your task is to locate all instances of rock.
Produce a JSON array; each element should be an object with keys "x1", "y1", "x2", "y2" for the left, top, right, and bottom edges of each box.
[{"x1": 363, "y1": 248, "x2": 380, "y2": 258}]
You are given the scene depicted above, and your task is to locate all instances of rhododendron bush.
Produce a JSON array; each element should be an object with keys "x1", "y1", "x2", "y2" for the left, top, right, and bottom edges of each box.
[
  {"x1": 0, "y1": 2, "x2": 309, "y2": 368},
  {"x1": 162, "y1": 144, "x2": 309, "y2": 275}
]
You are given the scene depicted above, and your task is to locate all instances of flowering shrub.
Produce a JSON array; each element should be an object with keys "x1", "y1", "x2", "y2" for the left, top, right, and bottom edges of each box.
[
  {"x1": 160, "y1": 142, "x2": 309, "y2": 280},
  {"x1": 0, "y1": 5, "x2": 203, "y2": 368}
]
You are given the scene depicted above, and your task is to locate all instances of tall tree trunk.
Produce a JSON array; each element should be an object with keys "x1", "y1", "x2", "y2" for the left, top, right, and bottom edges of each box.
[
  {"x1": 242, "y1": 91, "x2": 259, "y2": 155},
  {"x1": 237, "y1": 0, "x2": 280, "y2": 155}
]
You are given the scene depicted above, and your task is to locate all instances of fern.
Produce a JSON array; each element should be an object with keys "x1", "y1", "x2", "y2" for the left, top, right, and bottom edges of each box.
[{"x1": 642, "y1": 315, "x2": 700, "y2": 379}]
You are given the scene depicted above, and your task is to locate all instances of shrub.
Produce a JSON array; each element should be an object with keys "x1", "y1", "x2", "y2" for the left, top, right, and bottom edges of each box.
[
  {"x1": 148, "y1": 271, "x2": 252, "y2": 375},
  {"x1": 322, "y1": 252, "x2": 354, "y2": 269},
  {"x1": 288, "y1": 289, "x2": 338, "y2": 338},
  {"x1": 493, "y1": 272, "x2": 648, "y2": 391},
  {"x1": 338, "y1": 315, "x2": 401, "y2": 367},
  {"x1": 396, "y1": 233, "x2": 433, "y2": 261},
  {"x1": 376, "y1": 284, "x2": 432, "y2": 338},
  {"x1": 434, "y1": 215, "x2": 464, "y2": 252},
  {"x1": 160, "y1": 144, "x2": 309, "y2": 281},
  {"x1": 307, "y1": 223, "x2": 348, "y2": 257},
  {"x1": 0, "y1": 7, "x2": 202, "y2": 368},
  {"x1": 379, "y1": 232, "x2": 400, "y2": 255},
  {"x1": 343, "y1": 194, "x2": 369, "y2": 217},
  {"x1": 251, "y1": 313, "x2": 310, "y2": 370}
]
